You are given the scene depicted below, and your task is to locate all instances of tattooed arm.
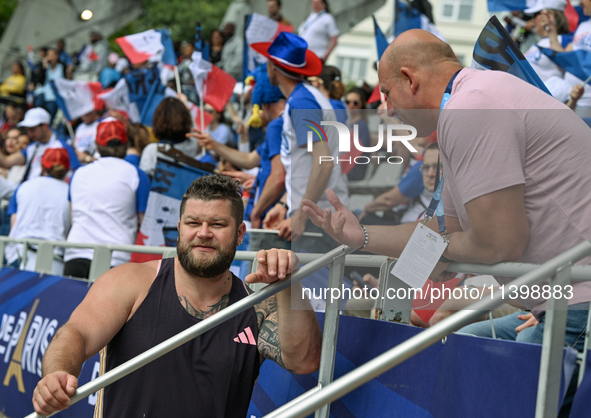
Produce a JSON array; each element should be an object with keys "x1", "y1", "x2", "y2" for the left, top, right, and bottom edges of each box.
[{"x1": 248, "y1": 249, "x2": 321, "y2": 374}]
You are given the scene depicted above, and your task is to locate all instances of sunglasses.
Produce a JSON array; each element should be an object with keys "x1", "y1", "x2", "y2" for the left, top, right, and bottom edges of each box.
[
  {"x1": 345, "y1": 100, "x2": 360, "y2": 106},
  {"x1": 204, "y1": 108, "x2": 214, "y2": 114}
]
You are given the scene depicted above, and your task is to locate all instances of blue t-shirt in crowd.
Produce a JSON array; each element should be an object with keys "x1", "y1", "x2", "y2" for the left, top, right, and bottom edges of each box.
[
  {"x1": 244, "y1": 117, "x2": 283, "y2": 221},
  {"x1": 398, "y1": 161, "x2": 424, "y2": 199},
  {"x1": 124, "y1": 154, "x2": 140, "y2": 168},
  {"x1": 330, "y1": 98, "x2": 349, "y2": 126}
]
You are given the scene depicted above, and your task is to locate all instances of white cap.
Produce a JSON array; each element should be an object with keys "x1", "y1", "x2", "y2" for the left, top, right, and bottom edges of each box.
[
  {"x1": 17, "y1": 107, "x2": 51, "y2": 127},
  {"x1": 524, "y1": 0, "x2": 567, "y2": 14}
]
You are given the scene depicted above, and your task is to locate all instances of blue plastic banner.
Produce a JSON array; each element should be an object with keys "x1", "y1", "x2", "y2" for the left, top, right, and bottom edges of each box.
[
  {"x1": 0, "y1": 268, "x2": 97, "y2": 418},
  {"x1": 248, "y1": 313, "x2": 577, "y2": 418}
]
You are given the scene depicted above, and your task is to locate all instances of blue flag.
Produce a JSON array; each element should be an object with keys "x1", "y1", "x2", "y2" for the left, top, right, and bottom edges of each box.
[
  {"x1": 373, "y1": 15, "x2": 390, "y2": 60},
  {"x1": 194, "y1": 21, "x2": 210, "y2": 62},
  {"x1": 124, "y1": 66, "x2": 171, "y2": 126},
  {"x1": 156, "y1": 29, "x2": 177, "y2": 66},
  {"x1": 395, "y1": 0, "x2": 423, "y2": 37},
  {"x1": 472, "y1": 16, "x2": 550, "y2": 94},
  {"x1": 487, "y1": 0, "x2": 526, "y2": 12},
  {"x1": 541, "y1": 48, "x2": 591, "y2": 84}
]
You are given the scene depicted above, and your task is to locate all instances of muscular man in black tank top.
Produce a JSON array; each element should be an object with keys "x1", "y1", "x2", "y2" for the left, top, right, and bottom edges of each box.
[{"x1": 32, "y1": 175, "x2": 321, "y2": 417}]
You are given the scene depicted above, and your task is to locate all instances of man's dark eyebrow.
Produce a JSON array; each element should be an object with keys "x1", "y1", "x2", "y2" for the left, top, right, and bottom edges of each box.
[{"x1": 184, "y1": 215, "x2": 230, "y2": 222}]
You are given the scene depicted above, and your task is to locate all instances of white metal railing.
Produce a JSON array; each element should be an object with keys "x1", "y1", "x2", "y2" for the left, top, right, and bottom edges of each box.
[{"x1": 4, "y1": 236, "x2": 590, "y2": 418}]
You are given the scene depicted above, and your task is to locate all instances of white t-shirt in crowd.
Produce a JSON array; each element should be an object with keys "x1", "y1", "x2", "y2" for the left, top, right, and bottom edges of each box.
[
  {"x1": 524, "y1": 37, "x2": 565, "y2": 81},
  {"x1": 65, "y1": 157, "x2": 150, "y2": 266},
  {"x1": 21, "y1": 133, "x2": 77, "y2": 181},
  {"x1": 281, "y1": 82, "x2": 348, "y2": 216},
  {"x1": 566, "y1": 20, "x2": 591, "y2": 108},
  {"x1": 140, "y1": 138, "x2": 199, "y2": 177},
  {"x1": 298, "y1": 11, "x2": 339, "y2": 59},
  {"x1": 206, "y1": 123, "x2": 235, "y2": 146},
  {"x1": 5, "y1": 176, "x2": 70, "y2": 264},
  {"x1": 74, "y1": 119, "x2": 99, "y2": 157}
]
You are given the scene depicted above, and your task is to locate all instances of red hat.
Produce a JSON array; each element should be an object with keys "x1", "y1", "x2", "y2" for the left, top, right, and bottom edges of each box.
[
  {"x1": 250, "y1": 32, "x2": 322, "y2": 77},
  {"x1": 96, "y1": 118, "x2": 128, "y2": 146},
  {"x1": 41, "y1": 148, "x2": 70, "y2": 171}
]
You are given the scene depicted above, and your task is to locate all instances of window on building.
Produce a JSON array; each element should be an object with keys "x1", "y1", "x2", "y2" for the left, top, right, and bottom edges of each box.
[
  {"x1": 440, "y1": 0, "x2": 474, "y2": 22},
  {"x1": 336, "y1": 56, "x2": 368, "y2": 83}
]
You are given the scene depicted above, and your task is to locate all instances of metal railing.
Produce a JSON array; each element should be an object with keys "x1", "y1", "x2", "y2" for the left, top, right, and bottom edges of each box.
[{"x1": 4, "y1": 235, "x2": 590, "y2": 418}]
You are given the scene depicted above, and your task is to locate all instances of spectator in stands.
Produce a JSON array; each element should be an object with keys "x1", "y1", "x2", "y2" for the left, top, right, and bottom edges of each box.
[
  {"x1": 267, "y1": 0, "x2": 292, "y2": 26},
  {"x1": 0, "y1": 103, "x2": 25, "y2": 134},
  {"x1": 74, "y1": 110, "x2": 101, "y2": 164},
  {"x1": 29, "y1": 47, "x2": 47, "y2": 105},
  {"x1": 308, "y1": 65, "x2": 348, "y2": 125},
  {"x1": 0, "y1": 62, "x2": 26, "y2": 98},
  {"x1": 178, "y1": 41, "x2": 198, "y2": 104},
  {"x1": 64, "y1": 118, "x2": 149, "y2": 279},
  {"x1": 125, "y1": 123, "x2": 152, "y2": 168},
  {"x1": 56, "y1": 38, "x2": 71, "y2": 69},
  {"x1": 219, "y1": 22, "x2": 244, "y2": 81},
  {"x1": 99, "y1": 53, "x2": 122, "y2": 89},
  {"x1": 5, "y1": 148, "x2": 70, "y2": 275},
  {"x1": 140, "y1": 97, "x2": 198, "y2": 177},
  {"x1": 523, "y1": 0, "x2": 571, "y2": 102},
  {"x1": 72, "y1": 30, "x2": 110, "y2": 82},
  {"x1": 0, "y1": 108, "x2": 79, "y2": 182},
  {"x1": 546, "y1": 0, "x2": 591, "y2": 107},
  {"x1": 0, "y1": 127, "x2": 26, "y2": 236},
  {"x1": 36, "y1": 48, "x2": 64, "y2": 122},
  {"x1": 198, "y1": 104, "x2": 236, "y2": 165},
  {"x1": 209, "y1": 29, "x2": 224, "y2": 66},
  {"x1": 298, "y1": 0, "x2": 339, "y2": 62},
  {"x1": 303, "y1": 30, "x2": 591, "y2": 361},
  {"x1": 360, "y1": 144, "x2": 439, "y2": 225},
  {"x1": 345, "y1": 86, "x2": 371, "y2": 180}
]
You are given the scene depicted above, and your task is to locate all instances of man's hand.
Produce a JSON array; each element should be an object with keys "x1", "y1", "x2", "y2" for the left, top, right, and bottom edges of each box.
[
  {"x1": 222, "y1": 170, "x2": 255, "y2": 185},
  {"x1": 245, "y1": 249, "x2": 299, "y2": 283},
  {"x1": 291, "y1": 208, "x2": 308, "y2": 242},
  {"x1": 429, "y1": 261, "x2": 456, "y2": 283},
  {"x1": 263, "y1": 204, "x2": 287, "y2": 230},
  {"x1": 32, "y1": 371, "x2": 78, "y2": 416},
  {"x1": 188, "y1": 129, "x2": 218, "y2": 152},
  {"x1": 571, "y1": 84, "x2": 584, "y2": 102},
  {"x1": 302, "y1": 189, "x2": 364, "y2": 248},
  {"x1": 278, "y1": 218, "x2": 292, "y2": 241},
  {"x1": 515, "y1": 313, "x2": 539, "y2": 334}
]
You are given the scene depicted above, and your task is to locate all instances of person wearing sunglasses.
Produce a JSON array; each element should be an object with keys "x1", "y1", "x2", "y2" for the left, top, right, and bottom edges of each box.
[{"x1": 344, "y1": 87, "x2": 370, "y2": 180}]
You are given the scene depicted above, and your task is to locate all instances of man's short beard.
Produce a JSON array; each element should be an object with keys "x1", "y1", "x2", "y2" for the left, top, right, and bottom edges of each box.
[{"x1": 177, "y1": 234, "x2": 238, "y2": 279}]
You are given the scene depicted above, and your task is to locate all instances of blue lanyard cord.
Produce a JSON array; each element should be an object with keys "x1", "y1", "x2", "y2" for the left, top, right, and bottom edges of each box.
[{"x1": 423, "y1": 70, "x2": 460, "y2": 234}]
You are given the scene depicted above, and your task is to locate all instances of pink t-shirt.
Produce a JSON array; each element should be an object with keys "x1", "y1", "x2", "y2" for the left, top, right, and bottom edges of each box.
[{"x1": 438, "y1": 68, "x2": 591, "y2": 311}]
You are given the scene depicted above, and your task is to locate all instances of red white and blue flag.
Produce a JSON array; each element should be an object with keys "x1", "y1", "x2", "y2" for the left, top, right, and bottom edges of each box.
[
  {"x1": 189, "y1": 52, "x2": 236, "y2": 112},
  {"x1": 50, "y1": 78, "x2": 104, "y2": 121},
  {"x1": 116, "y1": 29, "x2": 176, "y2": 66},
  {"x1": 243, "y1": 13, "x2": 293, "y2": 80},
  {"x1": 97, "y1": 78, "x2": 141, "y2": 122}
]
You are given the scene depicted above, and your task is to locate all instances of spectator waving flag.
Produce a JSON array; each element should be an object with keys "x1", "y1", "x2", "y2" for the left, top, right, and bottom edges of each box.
[
  {"x1": 472, "y1": 16, "x2": 550, "y2": 94},
  {"x1": 116, "y1": 29, "x2": 176, "y2": 66},
  {"x1": 541, "y1": 48, "x2": 591, "y2": 85},
  {"x1": 394, "y1": 0, "x2": 445, "y2": 41},
  {"x1": 98, "y1": 78, "x2": 141, "y2": 122},
  {"x1": 243, "y1": 13, "x2": 293, "y2": 81},
  {"x1": 189, "y1": 51, "x2": 236, "y2": 112},
  {"x1": 51, "y1": 78, "x2": 104, "y2": 121}
]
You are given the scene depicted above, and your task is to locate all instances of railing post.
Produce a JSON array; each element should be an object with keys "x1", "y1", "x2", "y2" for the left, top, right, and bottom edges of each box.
[
  {"x1": 88, "y1": 247, "x2": 113, "y2": 282},
  {"x1": 535, "y1": 264, "x2": 572, "y2": 418},
  {"x1": 314, "y1": 250, "x2": 347, "y2": 418},
  {"x1": 578, "y1": 299, "x2": 591, "y2": 386},
  {"x1": 34, "y1": 242, "x2": 55, "y2": 274},
  {"x1": 375, "y1": 259, "x2": 412, "y2": 324}
]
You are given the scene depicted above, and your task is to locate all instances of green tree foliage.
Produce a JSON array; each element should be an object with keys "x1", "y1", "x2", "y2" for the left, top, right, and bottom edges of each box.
[
  {"x1": 0, "y1": 0, "x2": 18, "y2": 38},
  {"x1": 108, "y1": 0, "x2": 234, "y2": 53}
]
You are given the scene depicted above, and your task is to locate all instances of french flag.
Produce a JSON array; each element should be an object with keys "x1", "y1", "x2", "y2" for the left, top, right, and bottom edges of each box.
[
  {"x1": 189, "y1": 102, "x2": 213, "y2": 130},
  {"x1": 98, "y1": 78, "x2": 141, "y2": 123},
  {"x1": 243, "y1": 13, "x2": 293, "y2": 80},
  {"x1": 189, "y1": 52, "x2": 236, "y2": 113},
  {"x1": 51, "y1": 78, "x2": 104, "y2": 121},
  {"x1": 116, "y1": 29, "x2": 176, "y2": 66},
  {"x1": 79, "y1": 45, "x2": 99, "y2": 62}
]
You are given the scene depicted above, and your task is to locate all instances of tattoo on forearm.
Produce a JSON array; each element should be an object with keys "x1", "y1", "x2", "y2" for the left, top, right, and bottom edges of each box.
[
  {"x1": 177, "y1": 293, "x2": 230, "y2": 320},
  {"x1": 257, "y1": 312, "x2": 292, "y2": 372}
]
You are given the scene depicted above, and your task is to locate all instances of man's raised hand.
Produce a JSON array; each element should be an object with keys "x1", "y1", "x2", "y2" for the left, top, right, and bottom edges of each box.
[
  {"x1": 245, "y1": 249, "x2": 300, "y2": 284},
  {"x1": 302, "y1": 189, "x2": 364, "y2": 248}
]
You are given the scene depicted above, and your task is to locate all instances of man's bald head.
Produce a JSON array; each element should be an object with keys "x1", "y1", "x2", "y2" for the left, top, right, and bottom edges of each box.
[{"x1": 379, "y1": 30, "x2": 459, "y2": 82}]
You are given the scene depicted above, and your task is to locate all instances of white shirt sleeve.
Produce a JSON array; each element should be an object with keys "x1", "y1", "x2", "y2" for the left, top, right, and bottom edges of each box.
[{"x1": 326, "y1": 14, "x2": 339, "y2": 37}]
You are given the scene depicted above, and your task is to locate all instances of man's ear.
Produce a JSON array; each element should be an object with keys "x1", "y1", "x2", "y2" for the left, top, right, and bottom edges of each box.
[
  {"x1": 399, "y1": 67, "x2": 419, "y2": 94},
  {"x1": 238, "y1": 222, "x2": 246, "y2": 244},
  {"x1": 177, "y1": 220, "x2": 181, "y2": 231}
]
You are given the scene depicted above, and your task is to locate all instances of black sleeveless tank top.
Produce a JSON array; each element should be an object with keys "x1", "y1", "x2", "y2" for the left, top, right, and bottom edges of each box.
[{"x1": 94, "y1": 258, "x2": 260, "y2": 418}]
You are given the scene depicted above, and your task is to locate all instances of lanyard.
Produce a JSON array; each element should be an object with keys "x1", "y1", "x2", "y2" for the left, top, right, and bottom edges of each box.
[{"x1": 424, "y1": 70, "x2": 461, "y2": 234}]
